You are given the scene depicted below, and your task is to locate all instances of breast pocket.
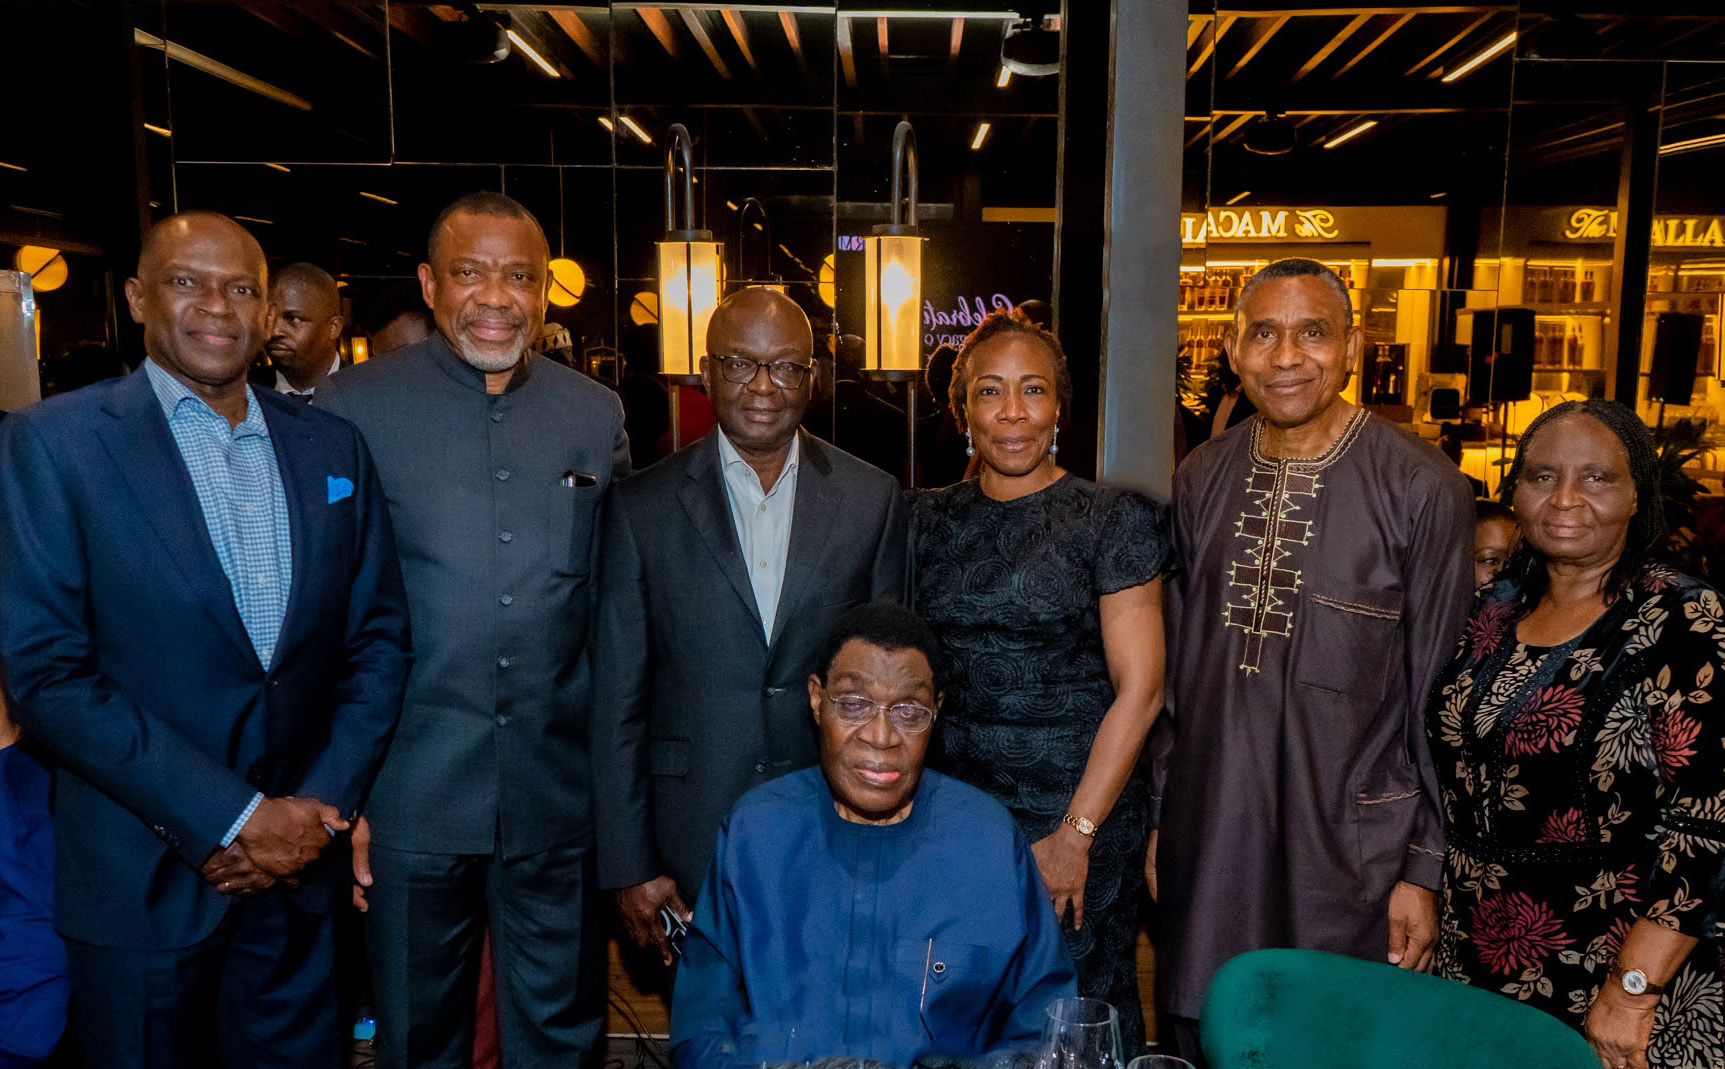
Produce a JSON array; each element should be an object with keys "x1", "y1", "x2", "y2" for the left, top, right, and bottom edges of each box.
[
  {"x1": 895, "y1": 938, "x2": 995, "y2": 1047},
  {"x1": 548, "y1": 480, "x2": 601, "y2": 577},
  {"x1": 1293, "y1": 581, "x2": 1404, "y2": 704}
]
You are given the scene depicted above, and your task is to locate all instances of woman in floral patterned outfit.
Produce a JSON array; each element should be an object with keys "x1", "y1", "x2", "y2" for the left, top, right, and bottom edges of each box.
[{"x1": 1427, "y1": 400, "x2": 1724, "y2": 1069}]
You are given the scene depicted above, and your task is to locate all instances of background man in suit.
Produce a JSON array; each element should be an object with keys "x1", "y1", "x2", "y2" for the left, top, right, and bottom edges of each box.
[
  {"x1": 593, "y1": 287, "x2": 908, "y2": 967},
  {"x1": 0, "y1": 211, "x2": 411, "y2": 1068},
  {"x1": 316, "y1": 191, "x2": 628, "y2": 1069},
  {"x1": 265, "y1": 261, "x2": 344, "y2": 399}
]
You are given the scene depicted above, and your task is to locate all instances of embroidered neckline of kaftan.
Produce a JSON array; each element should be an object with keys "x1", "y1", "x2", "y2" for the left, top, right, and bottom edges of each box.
[{"x1": 1225, "y1": 406, "x2": 1371, "y2": 674}]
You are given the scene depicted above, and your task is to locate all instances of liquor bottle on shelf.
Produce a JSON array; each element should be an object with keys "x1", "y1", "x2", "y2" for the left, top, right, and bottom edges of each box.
[
  {"x1": 1219, "y1": 272, "x2": 1235, "y2": 311},
  {"x1": 1558, "y1": 270, "x2": 1576, "y2": 305},
  {"x1": 1528, "y1": 267, "x2": 1547, "y2": 305},
  {"x1": 1178, "y1": 274, "x2": 1191, "y2": 311},
  {"x1": 1583, "y1": 270, "x2": 1597, "y2": 303},
  {"x1": 1565, "y1": 324, "x2": 1581, "y2": 369}
]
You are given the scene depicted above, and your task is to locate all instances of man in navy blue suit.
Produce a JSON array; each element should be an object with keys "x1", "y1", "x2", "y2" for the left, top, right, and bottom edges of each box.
[{"x1": 0, "y1": 211, "x2": 412, "y2": 1069}]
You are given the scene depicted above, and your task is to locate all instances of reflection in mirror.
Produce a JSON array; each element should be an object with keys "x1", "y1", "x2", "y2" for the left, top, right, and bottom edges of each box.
[{"x1": 1180, "y1": 7, "x2": 1514, "y2": 476}]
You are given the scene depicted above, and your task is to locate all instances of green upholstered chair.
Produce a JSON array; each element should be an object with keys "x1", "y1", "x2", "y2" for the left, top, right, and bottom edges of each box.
[{"x1": 1199, "y1": 949, "x2": 1601, "y2": 1069}]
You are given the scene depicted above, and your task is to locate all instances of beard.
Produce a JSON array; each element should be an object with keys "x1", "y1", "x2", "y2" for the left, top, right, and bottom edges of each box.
[{"x1": 453, "y1": 322, "x2": 528, "y2": 373}]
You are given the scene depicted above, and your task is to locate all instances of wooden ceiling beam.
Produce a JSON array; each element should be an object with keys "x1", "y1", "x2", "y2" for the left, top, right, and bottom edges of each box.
[
  {"x1": 679, "y1": 10, "x2": 732, "y2": 78},
  {"x1": 548, "y1": 10, "x2": 605, "y2": 68},
  {"x1": 837, "y1": 15, "x2": 857, "y2": 89},
  {"x1": 720, "y1": 9, "x2": 758, "y2": 74},
  {"x1": 1331, "y1": 12, "x2": 1412, "y2": 79},
  {"x1": 1224, "y1": 15, "x2": 1289, "y2": 79},
  {"x1": 779, "y1": 12, "x2": 811, "y2": 80},
  {"x1": 637, "y1": 8, "x2": 679, "y2": 61},
  {"x1": 1405, "y1": 12, "x2": 1494, "y2": 77},
  {"x1": 1188, "y1": 15, "x2": 1236, "y2": 77},
  {"x1": 1289, "y1": 13, "x2": 1371, "y2": 83}
]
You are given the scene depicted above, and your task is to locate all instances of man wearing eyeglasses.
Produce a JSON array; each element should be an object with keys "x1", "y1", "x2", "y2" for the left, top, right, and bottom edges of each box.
[
  {"x1": 670, "y1": 602, "x2": 1074, "y2": 1068},
  {"x1": 592, "y1": 287, "x2": 909, "y2": 969}
]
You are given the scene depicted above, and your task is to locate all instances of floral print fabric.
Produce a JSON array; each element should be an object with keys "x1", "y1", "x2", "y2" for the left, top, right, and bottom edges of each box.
[{"x1": 1427, "y1": 568, "x2": 1725, "y2": 1067}]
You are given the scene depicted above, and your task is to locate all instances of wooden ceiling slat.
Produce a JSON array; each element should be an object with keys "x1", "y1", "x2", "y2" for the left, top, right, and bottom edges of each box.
[
  {"x1": 837, "y1": 15, "x2": 857, "y2": 89},
  {"x1": 1404, "y1": 11, "x2": 1494, "y2": 77},
  {"x1": 1224, "y1": 15, "x2": 1290, "y2": 79},
  {"x1": 637, "y1": 8, "x2": 679, "y2": 61},
  {"x1": 1330, "y1": 12, "x2": 1413, "y2": 79},
  {"x1": 779, "y1": 12, "x2": 811, "y2": 79},
  {"x1": 1188, "y1": 14, "x2": 1213, "y2": 50},
  {"x1": 1213, "y1": 112, "x2": 1257, "y2": 143},
  {"x1": 1188, "y1": 15, "x2": 1236, "y2": 77},
  {"x1": 720, "y1": 10, "x2": 758, "y2": 74},
  {"x1": 548, "y1": 10, "x2": 604, "y2": 68},
  {"x1": 1290, "y1": 13, "x2": 1371, "y2": 83},
  {"x1": 679, "y1": 10, "x2": 731, "y2": 78}
]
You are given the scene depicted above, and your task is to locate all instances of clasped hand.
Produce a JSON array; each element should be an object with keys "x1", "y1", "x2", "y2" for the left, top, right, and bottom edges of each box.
[{"x1": 200, "y1": 796, "x2": 348, "y2": 897}]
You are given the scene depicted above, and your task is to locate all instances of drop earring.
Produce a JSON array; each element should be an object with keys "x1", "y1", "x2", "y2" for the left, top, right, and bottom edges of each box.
[
  {"x1": 965, "y1": 429, "x2": 976, "y2": 457},
  {"x1": 1050, "y1": 427, "x2": 1060, "y2": 456}
]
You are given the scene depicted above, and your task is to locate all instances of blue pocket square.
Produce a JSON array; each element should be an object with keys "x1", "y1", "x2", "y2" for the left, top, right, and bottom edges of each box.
[{"x1": 327, "y1": 475, "x2": 355, "y2": 504}]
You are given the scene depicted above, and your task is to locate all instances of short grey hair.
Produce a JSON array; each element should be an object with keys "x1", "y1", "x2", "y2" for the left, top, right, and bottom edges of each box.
[{"x1": 1231, "y1": 258, "x2": 1353, "y2": 332}]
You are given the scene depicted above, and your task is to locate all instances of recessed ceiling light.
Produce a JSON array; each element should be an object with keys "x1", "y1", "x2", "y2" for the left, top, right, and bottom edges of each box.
[
  {"x1": 1441, "y1": 32, "x2": 1516, "y2": 84},
  {"x1": 1323, "y1": 120, "x2": 1377, "y2": 149},
  {"x1": 143, "y1": 123, "x2": 172, "y2": 138},
  {"x1": 971, "y1": 122, "x2": 991, "y2": 151},
  {"x1": 598, "y1": 115, "x2": 615, "y2": 132},
  {"x1": 506, "y1": 29, "x2": 560, "y2": 78},
  {"x1": 1225, "y1": 191, "x2": 1251, "y2": 206},
  {"x1": 0, "y1": 161, "x2": 26, "y2": 173},
  {"x1": 359, "y1": 192, "x2": 398, "y2": 205},
  {"x1": 619, "y1": 115, "x2": 653, "y2": 145},
  {"x1": 995, "y1": 67, "x2": 1011, "y2": 88},
  {"x1": 265, "y1": 163, "x2": 291, "y2": 173}
]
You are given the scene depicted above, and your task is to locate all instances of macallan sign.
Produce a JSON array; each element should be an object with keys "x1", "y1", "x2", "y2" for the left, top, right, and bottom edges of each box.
[
  {"x1": 1564, "y1": 208, "x2": 1725, "y2": 248},
  {"x1": 1181, "y1": 208, "x2": 1342, "y2": 245}
]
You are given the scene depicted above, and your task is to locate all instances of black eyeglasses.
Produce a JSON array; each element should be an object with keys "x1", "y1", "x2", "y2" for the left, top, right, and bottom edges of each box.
[
  {"x1": 823, "y1": 690, "x2": 937, "y2": 734},
  {"x1": 709, "y1": 354, "x2": 814, "y2": 390}
]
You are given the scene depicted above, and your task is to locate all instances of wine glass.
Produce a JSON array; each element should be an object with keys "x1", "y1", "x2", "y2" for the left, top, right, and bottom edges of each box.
[
  {"x1": 1035, "y1": 996, "x2": 1123, "y2": 1069},
  {"x1": 1126, "y1": 1057, "x2": 1196, "y2": 1069}
]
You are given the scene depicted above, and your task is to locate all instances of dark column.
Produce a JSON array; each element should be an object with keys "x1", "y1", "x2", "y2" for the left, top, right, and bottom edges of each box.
[
  {"x1": 1608, "y1": 91, "x2": 1660, "y2": 405},
  {"x1": 1097, "y1": 0, "x2": 1185, "y2": 498},
  {"x1": 1051, "y1": 0, "x2": 1110, "y2": 481}
]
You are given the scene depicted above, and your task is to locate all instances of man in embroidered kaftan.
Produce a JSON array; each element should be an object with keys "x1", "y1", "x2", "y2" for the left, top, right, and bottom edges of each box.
[{"x1": 1152, "y1": 259, "x2": 1476, "y2": 1058}]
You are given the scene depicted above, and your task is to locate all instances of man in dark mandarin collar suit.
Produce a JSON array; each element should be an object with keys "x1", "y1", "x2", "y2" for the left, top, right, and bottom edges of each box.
[
  {"x1": 0, "y1": 211, "x2": 411, "y2": 1068},
  {"x1": 592, "y1": 287, "x2": 909, "y2": 967},
  {"x1": 315, "y1": 192, "x2": 628, "y2": 1069}
]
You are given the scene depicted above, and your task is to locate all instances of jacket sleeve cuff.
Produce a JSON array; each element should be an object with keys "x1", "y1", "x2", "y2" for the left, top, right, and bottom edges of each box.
[{"x1": 1400, "y1": 842, "x2": 1443, "y2": 891}]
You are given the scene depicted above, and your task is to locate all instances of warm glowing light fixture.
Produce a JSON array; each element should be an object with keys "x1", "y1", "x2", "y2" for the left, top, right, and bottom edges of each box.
[
  {"x1": 143, "y1": 123, "x2": 172, "y2": 138},
  {"x1": 620, "y1": 115, "x2": 653, "y2": 145},
  {"x1": 864, "y1": 121, "x2": 926, "y2": 377},
  {"x1": 547, "y1": 258, "x2": 586, "y2": 307},
  {"x1": 1323, "y1": 120, "x2": 1377, "y2": 149},
  {"x1": 598, "y1": 115, "x2": 615, "y2": 133},
  {"x1": 1225, "y1": 190, "x2": 1251, "y2": 206},
  {"x1": 506, "y1": 29, "x2": 560, "y2": 77},
  {"x1": 995, "y1": 66, "x2": 1011, "y2": 88},
  {"x1": 970, "y1": 122, "x2": 991, "y2": 151},
  {"x1": 1442, "y1": 32, "x2": 1516, "y2": 83},
  {"x1": 630, "y1": 290, "x2": 660, "y2": 326},
  {"x1": 264, "y1": 163, "x2": 291, "y2": 173},
  {"x1": 657, "y1": 123, "x2": 721, "y2": 381},
  {"x1": 1660, "y1": 132, "x2": 1725, "y2": 156},
  {"x1": 818, "y1": 253, "x2": 836, "y2": 309},
  {"x1": 14, "y1": 246, "x2": 67, "y2": 292},
  {"x1": 359, "y1": 191, "x2": 398, "y2": 205}
]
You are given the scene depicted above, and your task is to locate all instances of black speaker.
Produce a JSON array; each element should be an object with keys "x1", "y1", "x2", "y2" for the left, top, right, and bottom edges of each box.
[
  {"x1": 1467, "y1": 308, "x2": 1535, "y2": 404},
  {"x1": 1649, "y1": 312, "x2": 1704, "y2": 406}
]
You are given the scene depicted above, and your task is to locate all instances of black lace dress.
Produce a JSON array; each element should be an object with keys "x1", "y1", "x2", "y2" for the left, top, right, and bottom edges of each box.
[{"x1": 908, "y1": 475, "x2": 1173, "y2": 1053}]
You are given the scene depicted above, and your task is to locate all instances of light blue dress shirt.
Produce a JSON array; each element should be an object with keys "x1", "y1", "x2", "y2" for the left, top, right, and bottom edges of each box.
[{"x1": 143, "y1": 359, "x2": 292, "y2": 846}]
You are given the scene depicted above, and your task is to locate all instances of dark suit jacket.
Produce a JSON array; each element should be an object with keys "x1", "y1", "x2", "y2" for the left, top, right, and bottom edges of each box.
[
  {"x1": 0, "y1": 371, "x2": 411, "y2": 949},
  {"x1": 316, "y1": 335, "x2": 629, "y2": 857},
  {"x1": 591, "y1": 430, "x2": 908, "y2": 895}
]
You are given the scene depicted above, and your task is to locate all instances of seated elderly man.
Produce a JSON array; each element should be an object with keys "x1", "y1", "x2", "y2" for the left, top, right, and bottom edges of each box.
[{"x1": 671, "y1": 602, "x2": 1076, "y2": 1069}]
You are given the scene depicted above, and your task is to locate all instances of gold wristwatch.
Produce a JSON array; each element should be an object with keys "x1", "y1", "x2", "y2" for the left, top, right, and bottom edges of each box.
[{"x1": 1062, "y1": 813, "x2": 1098, "y2": 837}]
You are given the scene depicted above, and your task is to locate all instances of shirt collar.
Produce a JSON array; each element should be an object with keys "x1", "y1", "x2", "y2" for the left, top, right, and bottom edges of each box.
[
  {"x1": 716, "y1": 429, "x2": 800, "y2": 487},
  {"x1": 275, "y1": 352, "x2": 343, "y2": 395},
  {"x1": 144, "y1": 357, "x2": 269, "y2": 438},
  {"x1": 425, "y1": 330, "x2": 535, "y2": 394}
]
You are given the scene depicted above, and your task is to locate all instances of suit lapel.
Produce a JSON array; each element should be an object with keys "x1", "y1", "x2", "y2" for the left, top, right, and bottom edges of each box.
[
  {"x1": 677, "y1": 434, "x2": 766, "y2": 638},
  {"x1": 260, "y1": 396, "x2": 317, "y2": 670},
  {"x1": 96, "y1": 372, "x2": 257, "y2": 665},
  {"x1": 769, "y1": 431, "x2": 837, "y2": 650}
]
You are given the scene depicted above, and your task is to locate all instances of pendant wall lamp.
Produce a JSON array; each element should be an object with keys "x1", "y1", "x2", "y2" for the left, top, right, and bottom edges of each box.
[
  {"x1": 656, "y1": 122, "x2": 721, "y2": 383},
  {"x1": 863, "y1": 121, "x2": 925, "y2": 378}
]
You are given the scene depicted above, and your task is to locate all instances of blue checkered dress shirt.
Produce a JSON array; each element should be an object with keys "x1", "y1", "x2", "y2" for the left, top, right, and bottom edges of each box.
[{"x1": 144, "y1": 359, "x2": 293, "y2": 845}]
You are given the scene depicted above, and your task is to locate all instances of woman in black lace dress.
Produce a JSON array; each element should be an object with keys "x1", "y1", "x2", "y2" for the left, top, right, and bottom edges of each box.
[{"x1": 908, "y1": 310, "x2": 1172, "y2": 1052}]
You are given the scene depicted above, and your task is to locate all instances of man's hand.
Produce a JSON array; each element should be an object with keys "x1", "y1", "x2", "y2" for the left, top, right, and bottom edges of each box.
[
  {"x1": 1144, "y1": 829, "x2": 1159, "y2": 904},
  {"x1": 236, "y1": 796, "x2": 348, "y2": 879},
  {"x1": 1032, "y1": 826, "x2": 1093, "y2": 931},
  {"x1": 616, "y1": 876, "x2": 690, "y2": 967},
  {"x1": 350, "y1": 815, "x2": 373, "y2": 912},
  {"x1": 1585, "y1": 983, "x2": 1659, "y2": 1069},
  {"x1": 1386, "y1": 880, "x2": 1437, "y2": 971},
  {"x1": 201, "y1": 842, "x2": 277, "y2": 896}
]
